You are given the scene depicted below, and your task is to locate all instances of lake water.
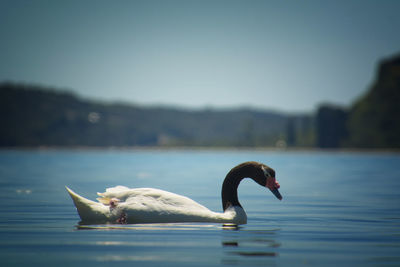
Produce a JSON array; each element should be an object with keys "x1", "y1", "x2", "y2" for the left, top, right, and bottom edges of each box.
[{"x1": 0, "y1": 149, "x2": 399, "y2": 266}]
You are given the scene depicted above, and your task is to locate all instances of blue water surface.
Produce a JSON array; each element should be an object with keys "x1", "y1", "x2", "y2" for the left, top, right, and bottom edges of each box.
[{"x1": 0, "y1": 149, "x2": 399, "y2": 266}]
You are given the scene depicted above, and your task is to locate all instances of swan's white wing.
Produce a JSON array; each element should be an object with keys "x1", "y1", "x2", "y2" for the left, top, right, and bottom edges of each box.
[
  {"x1": 98, "y1": 186, "x2": 210, "y2": 212},
  {"x1": 124, "y1": 188, "x2": 211, "y2": 212},
  {"x1": 117, "y1": 188, "x2": 227, "y2": 223}
]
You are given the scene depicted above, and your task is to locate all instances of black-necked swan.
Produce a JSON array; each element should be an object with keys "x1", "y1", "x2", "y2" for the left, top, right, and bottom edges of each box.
[{"x1": 66, "y1": 161, "x2": 282, "y2": 225}]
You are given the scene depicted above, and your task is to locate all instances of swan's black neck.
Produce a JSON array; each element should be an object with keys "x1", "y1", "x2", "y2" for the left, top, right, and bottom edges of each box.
[{"x1": 221, "y1": 162, "x2": 264, "y2": 211}]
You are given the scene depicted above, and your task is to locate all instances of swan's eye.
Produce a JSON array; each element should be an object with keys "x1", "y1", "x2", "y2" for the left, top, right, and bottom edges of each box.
[
  {"x1": 262, "y1": 166, "x2": 275, "y2": 179},
  {"x1": 261, "y1": 166, "x2": 271, "y2": 178}
]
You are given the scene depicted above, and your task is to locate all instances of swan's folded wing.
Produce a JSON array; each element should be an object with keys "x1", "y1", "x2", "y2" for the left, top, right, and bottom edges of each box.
[
  {"x1": 118, "y1": 188, "x2": 240, "y2": 224},
  {"x1": 123, "y1": 188, "x2": 212, "y2": 213},
  {"x1": 97, "y1": 187, "x2": 212, "y2": 217}
]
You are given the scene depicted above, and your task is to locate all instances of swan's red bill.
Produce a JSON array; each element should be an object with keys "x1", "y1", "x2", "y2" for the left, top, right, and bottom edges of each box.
[{"x1": 266, "y1": 177, "x2": 282, "y2": 200}]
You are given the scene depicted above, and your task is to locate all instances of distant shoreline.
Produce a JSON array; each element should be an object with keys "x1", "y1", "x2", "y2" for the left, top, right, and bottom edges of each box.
[{"x1": 1, "y1": 146, "x2": 399, "y2": 154}]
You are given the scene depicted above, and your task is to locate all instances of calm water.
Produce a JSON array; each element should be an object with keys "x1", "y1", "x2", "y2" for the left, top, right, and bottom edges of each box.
[{"x1": 0, "y1": 149, "x2": 399, "y2": 266}]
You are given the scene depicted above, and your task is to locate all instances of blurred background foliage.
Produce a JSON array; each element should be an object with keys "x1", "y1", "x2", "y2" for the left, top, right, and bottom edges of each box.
[
  {"x1": 1, "y1": 53, "x2": 399, "y2": 149},
  {"x1": 316, "y1": 53, "x2": 400, "y2": 149}
]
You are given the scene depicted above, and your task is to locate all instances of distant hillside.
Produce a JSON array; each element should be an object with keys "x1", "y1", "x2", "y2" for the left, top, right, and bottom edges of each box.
[
  {"x1": 3, "y1": 53, "x2": 397, "y2": 149},
  {"x1": 0, "y1": 83, "x2": 314, "y2": 147},
  {"x1": 347, "y1": 54, "x2": 400, "y2": 148},
  {"x1": 315, "y1": 52, "x2": 400, "y2": 149}
]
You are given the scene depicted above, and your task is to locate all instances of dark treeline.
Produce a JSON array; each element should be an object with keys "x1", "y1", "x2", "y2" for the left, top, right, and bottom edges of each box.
[
  {"x1": 316, "y1": 52, "x2": 400, "y2": 149},
  {"x1": 1, "y1": 53, "x2": 398, "y2": 149},
  {"x1": 0, "y1": 83, "x2": 313, "y2": 148}
]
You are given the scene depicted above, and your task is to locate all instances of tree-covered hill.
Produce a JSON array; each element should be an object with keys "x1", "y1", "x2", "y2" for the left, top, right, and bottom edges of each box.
[
  {"x1": 2, "y1": 53, "x2": 398, "y2": 149},
  {"x1": 347, "y1": 54, "x2": 400, "y2": 148},
  {"x1": 315, "y1": 52, "x2": 400, "y2": 149},
  {"x1": 0, "y1": 83, "x2": 313, "y2": 147}
]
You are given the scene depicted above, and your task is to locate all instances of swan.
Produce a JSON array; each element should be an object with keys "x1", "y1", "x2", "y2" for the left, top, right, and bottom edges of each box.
[{"x1": 66, "y1": 161, "x2": 282, "y2": 225}]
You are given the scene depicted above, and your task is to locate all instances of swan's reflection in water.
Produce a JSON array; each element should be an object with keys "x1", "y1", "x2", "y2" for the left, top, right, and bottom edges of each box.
[
  {"x1": 221, "y1": 224, "x2": 280, "y2": 265},
  {"x1": 76, "y1": 223, "x2": 220, "y2": 231},
  {"x1": 75, "y1": 223, "x2": 280, "y2": 265}
]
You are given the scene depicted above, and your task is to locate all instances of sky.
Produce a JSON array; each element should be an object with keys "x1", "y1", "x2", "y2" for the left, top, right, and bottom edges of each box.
[{"x1": 1, "y1": 0, "x2": 400, "y2": 112}]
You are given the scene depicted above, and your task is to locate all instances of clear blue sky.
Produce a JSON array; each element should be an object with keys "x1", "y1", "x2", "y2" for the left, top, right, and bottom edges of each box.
[{"x1": 1, "y1": 0, "x2": 400, "y2": 112}]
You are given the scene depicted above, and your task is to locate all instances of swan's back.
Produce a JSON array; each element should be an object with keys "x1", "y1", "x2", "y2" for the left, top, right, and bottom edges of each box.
[{"x1": 98, "y1": 186, "x2": 211, "y2": 213}]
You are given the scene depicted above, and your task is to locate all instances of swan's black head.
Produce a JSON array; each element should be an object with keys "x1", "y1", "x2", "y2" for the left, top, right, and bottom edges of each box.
[
  {"x1": 227, "y1": 161, "x2": 282, "y2": 200},
  {"x1": 222, "y1": 161, "x2": 282, "y2": 211},
  {"x1": 245, "y1": 162, "x2": 282, "y2": 200},
  {"x1": 260, "y1": 163, "x2": 282, "y2": 200}
]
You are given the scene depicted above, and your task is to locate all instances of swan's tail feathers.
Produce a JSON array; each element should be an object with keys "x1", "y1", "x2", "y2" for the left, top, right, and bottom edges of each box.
[{"x1": 65, "y1": 186, "x2": 109, "y2": 223}]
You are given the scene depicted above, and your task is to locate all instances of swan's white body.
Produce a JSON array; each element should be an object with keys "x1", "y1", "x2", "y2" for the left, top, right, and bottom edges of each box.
[{"x1": 66, "y1": 186, "x2": 247, "y2": 225}]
